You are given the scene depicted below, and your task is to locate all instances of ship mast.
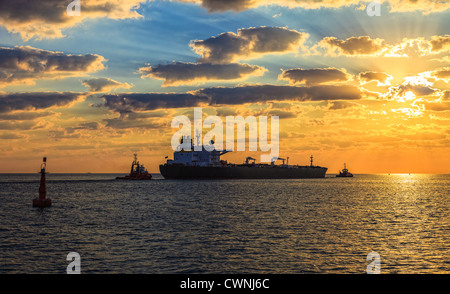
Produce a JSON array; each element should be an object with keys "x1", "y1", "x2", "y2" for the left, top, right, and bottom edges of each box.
[{"x1": 131, "y1": 153, "x2": 140, "y2": 174}]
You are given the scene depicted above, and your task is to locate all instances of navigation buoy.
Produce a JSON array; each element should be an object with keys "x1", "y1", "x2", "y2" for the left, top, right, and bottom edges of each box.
[{"x1": 32, "y1": 157, "x2": 52, "y2": 208}]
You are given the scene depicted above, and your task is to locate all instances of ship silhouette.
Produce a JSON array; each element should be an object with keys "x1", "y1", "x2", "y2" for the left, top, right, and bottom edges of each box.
[
  {"x1": 336, "y1": 163, "x2": 353, "y2": 177},
  {"x1": 116, "y1": 154, "x2": 152, "y2": 180},
  {"x1": 159, "y1": 136, "x2": 327, "y2": 179}
]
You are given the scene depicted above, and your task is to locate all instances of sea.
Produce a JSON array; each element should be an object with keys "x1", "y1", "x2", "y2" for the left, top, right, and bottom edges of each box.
[{"x1": 0, "y1": 173, "x2": 448, "y2": 274}]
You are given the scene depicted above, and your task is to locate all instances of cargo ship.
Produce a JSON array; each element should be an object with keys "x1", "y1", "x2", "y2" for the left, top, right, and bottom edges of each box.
[
  {"x1": 159, "y1": 136, "x2": 327, "y2": 179},
  {"x1": 116, "y1": 154, "x2": 152, "y2": 180}
]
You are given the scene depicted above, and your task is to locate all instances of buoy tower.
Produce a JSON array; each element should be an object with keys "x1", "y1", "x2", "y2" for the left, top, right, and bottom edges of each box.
[{"x1": 32, "y1": 157, "x2": 52, "y2": 208}]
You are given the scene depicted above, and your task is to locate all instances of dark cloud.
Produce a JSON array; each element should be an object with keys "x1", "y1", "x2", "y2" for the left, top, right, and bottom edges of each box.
[
  {"x1": 0, "y1": 92, "x2": 81, "y2": 113},
  {"x1": 0, "y1": 0, "x2": 145, "y2": 40},
  {"x1": 103, "y1": 118, "x2": 166, "y2": 129},
  {"x1": 279, "y1": 68, "x2": 350, "y2": 85},
  {"x1": 430, "y1": 68, "x2": 450, "y2": 80},
  {"x1": 190, "y1": 26, "x2": 307, "y2": 63},
  {"x1": 0, "y1": 120, "x2": 39, "y2": 130},
  {"x1": 102, "y1": 93, "x2": 209, "y2": 113},
  {"x1": 66, "y1": 121, "x2": 101, "y2": 133},
  {"x1": 399, "y1": 84, "x2": 437, "y2": 97},
  {"x1": 139, "y1": 62, "x2": 266, "y2": 86},
  {"x1": 318, "y1": 36, "x2": 386, "y2": 56},
  {"x1": 179, "y1": 0, "x2": 450, "y2": 14},
  {"x1": 265, "y1": 109, "x2": 297, "y2": 119},
  {"x1": 180, "y1": 0, "x2": 256, "y2": 12},
  {"x1": 0, "y1": 46, "x2": 105, "y2": 86},
  {"x1": 383, "y1": 81, "x2": 439, "y2": 101},
  {"x1": 359, "y1": 71, "x2": 393, "y2": 85},
  {"x1": 101, "y1": 84, "x2": 363, "y2": 115},
  {"x1": 82, "y1": 77, "x2": 132, "y2": 92},
  {"x1": 424, "y1": 101, "x2": 450, "y2": 111},
  {"x1": 328, "y1": 101, "x2": 357, "y2": 110},
  {"x1": 0, "y1": 111, "x2": 53, "y2": 120},
  {"x1": 102, "y1": 84, "x2": 363, "y2": 113},
  {"x1": 0, "y1": 132, "x2": 27, "y2": 139},
  {"x1": 196, "y1": 84, "x2": 363, "y2": 105},
  {"x1": 430, "y1": 35, "x2": 450, "y2": 52}
]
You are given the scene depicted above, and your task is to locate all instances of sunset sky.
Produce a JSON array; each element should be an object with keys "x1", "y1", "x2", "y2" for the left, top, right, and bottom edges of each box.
[{"x1": 0, "y1": 0, "x2": 449, "y2": 173}]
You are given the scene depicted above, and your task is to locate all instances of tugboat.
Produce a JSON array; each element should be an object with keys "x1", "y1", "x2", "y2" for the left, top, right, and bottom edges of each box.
[
  {"x1": 336, "y1": 163, "x2": 353, "y2": 177},
  {"x1": 116, "y1": 154, "x2": 152, "y2": 180}
]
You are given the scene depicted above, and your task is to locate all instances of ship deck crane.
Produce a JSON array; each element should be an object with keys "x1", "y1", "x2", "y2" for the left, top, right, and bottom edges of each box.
[
  {"x1": 245, "y1": 157, "x2": 256, "y2": 165},
  {"x1": 271, "y1": 157, "x2": 289, "y2": 166}
]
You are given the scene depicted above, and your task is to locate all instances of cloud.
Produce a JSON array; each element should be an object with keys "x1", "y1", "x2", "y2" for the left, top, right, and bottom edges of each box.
[
  {"x1": 0, "y1": 92, "x2": 82, "y2": 113},
  {"x1": 328, "y1": 101, "x2": 358, "y2": 110},
  {"x1": 0, "y1": 46, "x2": 106, "y2": 87},
  {"x1": 430, "y1": 68, "x2": 450, "y2": 82},
  {"x1": 102, "y1": 92, "x2": 209, "y2": 113},
  {"x1": 139, "y1": 62, "x2": 267, "y2": 87},
  {"x1": 430, "y1": 35, "x2": 450, "y2": 52},
  {"x1": 279, "y1": 68, "x2": 351, "y2": 85},
  {"x1": 103, "y1": 117, "x2": 166, "y2": 129},
  {"x1": 424, "y1": 101, "x2": 450, "y2": 111},
  {"x1": 385, "y1": 0, "x2": 450, "y2": 14},
  {"x1": 0, "y1": 120, "x2": 41, "y2": 130},
  {"x1": 177, "y1": 0, "x2": 260, "y2": 12},
  {"x1": 178, "y1": 0, "x2": 450, "y2": 13},
  {"x1": 315, "y1": 35, "x2": 450, "y2": 57},
  {"x1": 0, "y1": 132, "x2": 27, "y2": 140},
  {"x1": 317, "y1": 36, "x2": 386, "y2": 56},
  {"x1": 190, "y1": 26, "x2": 308, "y2": 63},
  {"x1": 66, "y1": 121, "x2": 101, "y2": 132},
  {"x1": 359, "y1": 71, "x2": 393, "y2": 86},
  {"x1": 384, "y1": 37, "x2": 450, "y2": 57},
  {"x1": 264, "y1": 109, "x2": 297, "y2": 119},
  {"x1": 82, "y1": 77, "x2": 132, "y2": 92},
  {"x1": 0, "y1": 111, "x2": 54, "y2": 120},
  {"x1": 0, "y1": 0, "x2": 145, "y2": 41},
  {"x1": 102, "y1": 84, "x2": 365, "y2": 113},
  {"x1": 195, "y1": 84, "x2": 364, "y2": 105},
  {"x1": 1, "y1": 0, "x2": 447, "y2": 42},
  {"x1": 381, "y1": 75, "x2": 442, "y2": 110}
]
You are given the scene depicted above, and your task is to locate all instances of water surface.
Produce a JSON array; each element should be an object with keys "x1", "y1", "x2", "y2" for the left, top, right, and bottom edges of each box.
[{"x1": 0, "y1": 173, "x2": 448, "y2": 273}]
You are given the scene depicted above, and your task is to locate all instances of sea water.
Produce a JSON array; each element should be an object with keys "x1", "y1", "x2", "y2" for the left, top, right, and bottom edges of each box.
[{"x1": 0, "y1": 173, "x2": 448, "y2": 273}]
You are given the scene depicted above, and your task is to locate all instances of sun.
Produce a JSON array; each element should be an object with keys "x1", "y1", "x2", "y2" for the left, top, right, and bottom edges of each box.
[{"x1": 403, "y1": 90, "x2": 416, "y2": 101}]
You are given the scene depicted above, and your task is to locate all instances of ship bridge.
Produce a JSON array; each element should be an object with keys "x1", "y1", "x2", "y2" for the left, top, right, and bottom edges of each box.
[{"x1": 170, "y1": 136, "x2": 224, "y2": 166}]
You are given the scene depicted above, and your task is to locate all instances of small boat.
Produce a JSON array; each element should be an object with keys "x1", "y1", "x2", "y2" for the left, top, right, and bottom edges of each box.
[
  {"x1": 336, "y1": 163, "x2": 353, "y2": 177},
  {"x1": 116, "y1": 154, "x2": 152, "y2": 180}
]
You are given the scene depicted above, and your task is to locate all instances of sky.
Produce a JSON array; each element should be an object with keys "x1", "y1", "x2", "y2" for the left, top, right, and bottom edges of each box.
[{"x1": 0, "y1": 0, "x2": 449, "y2": 174}]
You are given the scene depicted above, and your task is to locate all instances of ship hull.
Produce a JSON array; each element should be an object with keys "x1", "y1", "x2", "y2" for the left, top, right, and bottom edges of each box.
[{"x1": 159, "y1": 164, "x2": 327, "y2": 179}]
